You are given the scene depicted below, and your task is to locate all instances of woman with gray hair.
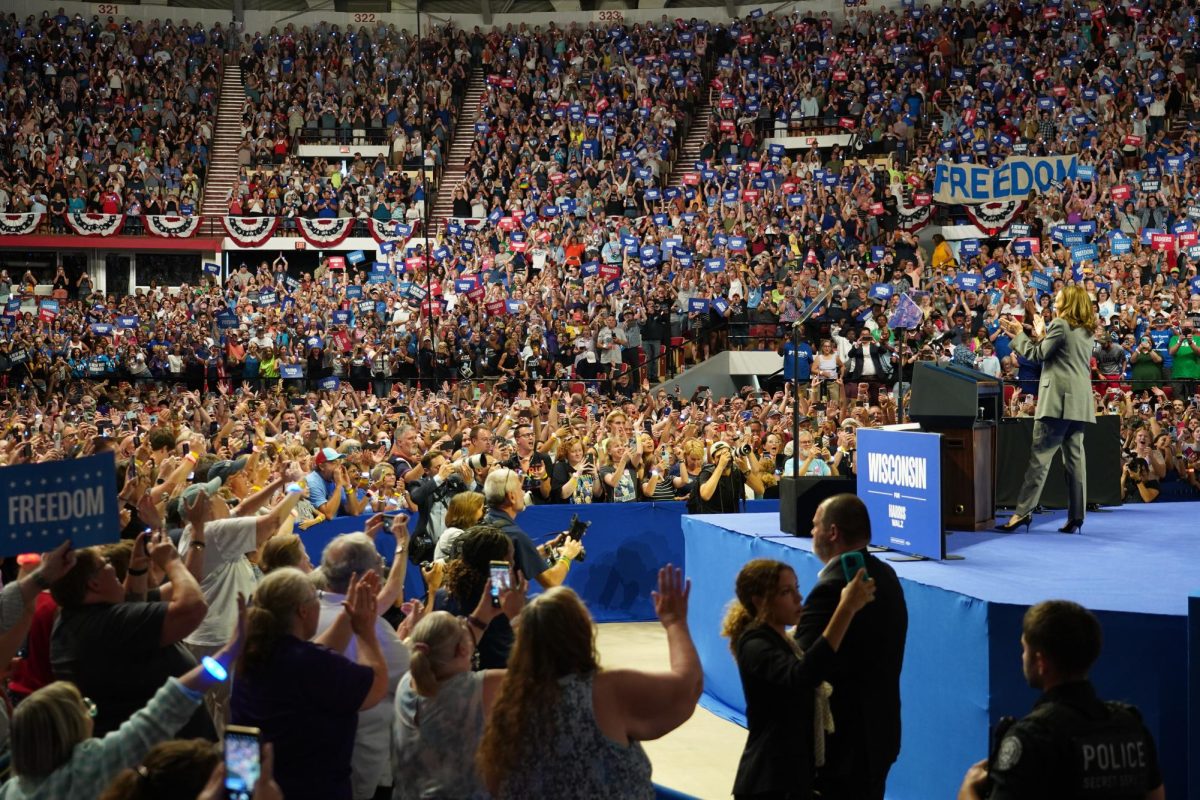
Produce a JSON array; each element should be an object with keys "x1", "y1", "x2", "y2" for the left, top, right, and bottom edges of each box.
[
  {"x1": 0, "y1": 601, "x2": 246, "y2": 800},
  {"x1": 392, "y1": 571, "x2": 526, "y2": 800}
]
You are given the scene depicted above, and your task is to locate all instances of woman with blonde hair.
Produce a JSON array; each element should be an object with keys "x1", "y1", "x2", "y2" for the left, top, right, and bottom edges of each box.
[
  {"x1": 432, "y1": 490, "x2": 485, "y2": 562},
  {"x1": 391, "y1": 573, "x2": 525, "y2": 799},
  {"x1": 259, "y1": 532, "x2": 313, "y2": 574},
  {"x1": 478, "y1": 566, "x2": 702, "y2": 799},
  {"x1": 549, "y1": 437, "x2": 603, "y2": 504},
  {"x1": 996, "y1": 284, "x2": 1097, "y2": 534},
  {"x1": 721, "y1": 559, "x2": 876, "y2": 800}
]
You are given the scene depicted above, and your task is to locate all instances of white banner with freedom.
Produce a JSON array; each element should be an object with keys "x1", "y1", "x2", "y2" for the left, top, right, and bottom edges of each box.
[{"x1": 933, "y1": 156, "x2": 1077, "y2": 205}]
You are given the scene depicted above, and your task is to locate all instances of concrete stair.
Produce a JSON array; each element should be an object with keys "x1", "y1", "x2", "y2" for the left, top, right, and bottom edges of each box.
[
  {"x1": 201, "y1": 63, "x2": 246, "y2": 217},
  {"x1": 667, "y1": 90, "x2": 714, "y2": 188},
  {"x1": 429, "y1": 65, "x2": 484, "y2": 228}
]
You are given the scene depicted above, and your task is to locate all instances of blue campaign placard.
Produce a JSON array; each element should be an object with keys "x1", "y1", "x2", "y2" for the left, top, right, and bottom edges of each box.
[
  {"x1": 0, "y1": 453, "x2": 120, "y2": 556},
  {"x1": 318, "y1": 376, "x2": 341, "y2": 391},
  {"x1": 858, "y1": 428, "x2": 943, "y2": 559},
  {"x1": 281, "y1": 364, "x2": 304, "y2": 379}
]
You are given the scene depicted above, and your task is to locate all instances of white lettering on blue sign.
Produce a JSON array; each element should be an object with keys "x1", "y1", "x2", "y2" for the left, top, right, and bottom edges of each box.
[{"x1": 868, "y1": 453, "x2": 928, "y2": 490}]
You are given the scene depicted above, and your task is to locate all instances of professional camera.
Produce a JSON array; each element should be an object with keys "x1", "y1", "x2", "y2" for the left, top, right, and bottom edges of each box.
[
  {"x1": 735, "y1": 443, "x2": 753, "y2": 457},
  {"x1": 453, "y1": 453, "x2": 489, "y2": 471},
  {"x1": 547, "y1": 513, "x2": 590, "y2": 564}
]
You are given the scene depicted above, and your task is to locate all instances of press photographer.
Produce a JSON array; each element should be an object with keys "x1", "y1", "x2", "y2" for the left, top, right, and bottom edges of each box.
[{"x1": 688, "y1": 441, "x2": 764, "y2": 514}]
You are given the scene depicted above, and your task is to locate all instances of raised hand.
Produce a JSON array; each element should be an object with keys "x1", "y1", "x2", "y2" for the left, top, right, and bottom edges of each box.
[{"x1": 652, "y1": 564, "x2": 690, "y2": 628}]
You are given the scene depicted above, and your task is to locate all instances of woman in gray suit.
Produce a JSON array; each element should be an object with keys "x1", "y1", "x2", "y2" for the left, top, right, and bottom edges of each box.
[{"x1": 996, "y1": 285, "x2": 1096, "y2": 533}]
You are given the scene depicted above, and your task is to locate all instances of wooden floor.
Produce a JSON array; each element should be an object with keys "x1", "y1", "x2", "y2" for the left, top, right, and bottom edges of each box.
[{"x1": 595, "y1": 622, "x2": 746, "y2": 800}]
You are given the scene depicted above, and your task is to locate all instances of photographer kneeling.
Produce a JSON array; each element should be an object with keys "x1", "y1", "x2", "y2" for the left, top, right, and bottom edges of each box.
[{"x1": 689, "y1": 442, "x2": 764, "y2": 514}]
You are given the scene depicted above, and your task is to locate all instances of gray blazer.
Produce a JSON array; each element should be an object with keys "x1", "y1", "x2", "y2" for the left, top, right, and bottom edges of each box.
[{"x1": 1011, "y1": 318, "x2": 1096, "y2": 422}]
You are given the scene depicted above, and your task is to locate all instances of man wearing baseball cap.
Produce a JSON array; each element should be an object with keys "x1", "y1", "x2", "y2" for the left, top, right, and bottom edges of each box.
[{"x1": 307, "y1": 447, "x2": 350, "y2": 520}]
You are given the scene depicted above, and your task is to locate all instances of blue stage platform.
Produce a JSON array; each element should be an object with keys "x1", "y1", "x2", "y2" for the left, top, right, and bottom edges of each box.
[{"x1": 683, "y1": 507, "x2": 1197, "y2": 800}]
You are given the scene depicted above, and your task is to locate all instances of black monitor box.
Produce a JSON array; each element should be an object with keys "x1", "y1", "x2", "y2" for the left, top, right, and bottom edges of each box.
[
  {"x1": 909, "y1": 361, "x2": 1003, "y2": 428},
  {"x1": 779, "y1": 476, "x2": 858, "y2": 537}
]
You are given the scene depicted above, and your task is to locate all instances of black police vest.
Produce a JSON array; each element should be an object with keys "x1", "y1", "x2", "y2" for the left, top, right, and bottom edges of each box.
[{"x1": 1024, "y1": 697, "x2": 1153, "y2": 798}]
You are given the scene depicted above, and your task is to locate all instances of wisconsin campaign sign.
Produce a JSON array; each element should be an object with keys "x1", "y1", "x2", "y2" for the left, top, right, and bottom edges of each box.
[
  {"x1": 933, "y1": 155, "x2": 1077, "y2": 204},
  {"x1": 0, "y1": 454, "x2": 120, "y2": 557},
  {"x1": 858, "y1": 428, "x2": 944, "y2": 559}
]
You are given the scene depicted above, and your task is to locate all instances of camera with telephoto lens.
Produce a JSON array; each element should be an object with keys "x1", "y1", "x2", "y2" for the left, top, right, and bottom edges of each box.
[
  {"x1": 453, "y1": 453, "x2": 489, "y2": 471},
  {"x1": 549, "y1": 513, "x2": 590, "y2": 564},
  {"x1": 735, "y1": 443, "x2": 753, "y2": 457}
]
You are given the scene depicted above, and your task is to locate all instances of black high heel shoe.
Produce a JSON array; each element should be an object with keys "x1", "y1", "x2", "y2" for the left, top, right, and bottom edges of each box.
[
  {"x1": 1058, "y1": 519, "x2": 1083, "y2": 534},
  {"x1": 995, "y1": 513, "x2": 1032, "y2": 533}
]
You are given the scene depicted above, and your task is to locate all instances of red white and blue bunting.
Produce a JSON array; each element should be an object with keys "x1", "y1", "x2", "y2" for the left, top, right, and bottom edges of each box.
[
  {"x1": 222, "y1": 216, "x2": 280, "y2": 248},
  {"x1": 891, "y1": 188, "x2": 932, "y2": 234},
  {"x1": 144, "y1": 214, "x2": 202, "y2": 238},
  {"x1": 963, "y1": 200, "x2": 1026, "y2": 237},
  {"x1": 0, "y1": 212, "x2": 44, "y2": 236},
  {"x1": 297, "y1": 217, "x2": 354, "y2": 248},
  {"x1": 64, "y1": 212, "x2": 125, "y2": 237}
]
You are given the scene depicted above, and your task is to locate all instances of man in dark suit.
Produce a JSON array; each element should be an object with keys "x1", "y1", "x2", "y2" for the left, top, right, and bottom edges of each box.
[{"x1": 795, "y1": 493, "x2": 908, "y2": 800}]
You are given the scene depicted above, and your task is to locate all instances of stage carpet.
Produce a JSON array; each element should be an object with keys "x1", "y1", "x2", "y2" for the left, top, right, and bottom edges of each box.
[{"x1": 682, "y1": 505, "x2": 1196, "y2": 800}]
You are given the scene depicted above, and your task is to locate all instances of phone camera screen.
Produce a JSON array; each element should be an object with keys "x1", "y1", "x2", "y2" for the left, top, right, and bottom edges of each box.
[{"x1": 224, "y1": 732, "x2": 261, "y2": 799}]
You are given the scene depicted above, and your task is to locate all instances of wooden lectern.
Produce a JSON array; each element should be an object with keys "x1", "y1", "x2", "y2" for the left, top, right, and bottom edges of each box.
[{"x1": 908, "y1": 363, "x2": 1002, "y2": 531}]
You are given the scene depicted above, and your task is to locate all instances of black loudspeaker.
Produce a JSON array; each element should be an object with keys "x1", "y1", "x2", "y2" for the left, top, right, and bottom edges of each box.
[
  {"x1": 909, "y1": 362, "x2": 1003, "y2": 427},
  {"x1": 779, "y1": 476, "x2": 859, "y2": 536},
  {"x1": 995, "y1": 416, "x2": 1123, "y2": 508}
]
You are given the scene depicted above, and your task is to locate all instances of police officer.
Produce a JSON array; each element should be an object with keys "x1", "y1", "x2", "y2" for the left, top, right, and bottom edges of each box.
[{"x1": 957, "y1": 600, "x2": 1164, "y2": 800}]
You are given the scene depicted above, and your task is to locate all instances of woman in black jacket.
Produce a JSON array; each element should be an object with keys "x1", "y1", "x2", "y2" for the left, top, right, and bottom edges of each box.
[{"x1": 721, "y1": 559, "x2": 876, "y2": 800}]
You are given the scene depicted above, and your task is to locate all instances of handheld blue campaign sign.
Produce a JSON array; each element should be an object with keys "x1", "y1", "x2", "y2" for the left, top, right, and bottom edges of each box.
[
  {"x1": 869, "y1": 283, "x2": 894, "y2": 301},
  {"x1": 982, "y1": 261, "x2": 1003, "y2": 283},
  {"x1": 345, "y1": 285, "x2": 364, "y2": 300},
  {"x1": 318, "y1": 377, "x2": 341, "y2": 392},
  {"x1": 788, "y1": 194, "x2": 804, "y2": 208},
  {"x1": 1191, "y1": 276, "x2": 1200, "y2": 295},
  {"x1": 887, "y1": 291, "x2": 924, "y2": 330},
  {"x1": 1076, "y1": 165, "x2": 1095, "y2": 181},
  {"x1": 871, "y1": 246, "x2": 887, "y2": 263},
  {"x1": 117, "y1": 316, "x2": 139, "y2": 329},
  {"x1": 4, "y1": 299, "x2": 18, "y2": 313},
  {"x1": 688, "y1": 298, "x2": 711, "y2": 313},
  {"x1": 1012, "y1": 239, "x2": 1033, "y2": 257},
  {"x1": 1110, "y1": 233, "x2": 1132, "y2": 254},
  {"x1": 955, "y1": 273, "x2": 983, "y2": 291},
  {"x1": 603, "y1": 279, "x2": 621, "y2": 296},
  {"x1": 1008, "y1": 223, "x2": 1031, "y2": 237},
  {"x1": 505, "y1": 300, "x2": 523, "y2": 315},
  {"x1": 217, "y1": 313, "x2": 239, "y2": 330},
  {"x1": 1029, "y1": 271, "x2": 1054, "y2": 295},
  {"x1": 728, "y1": 236, "x2": 747, "y2": 251},
  {"x1": 712, "y1": 297, "x2": 730, "y2": 315},
  {"x1": 332, "y1": 310, "x2": 351, "y2": 325},
  {"x1": 0, "y1": 453, "x2": 120, "y2": 556},
  {"x1": 454, "y1": 279, "x2": 476, "y2": 293},
  {"x1": 1166, "y1": 156, "x2": 1186, "y2": 174},
  {"x1": 379, "y1": 241, "x2": 396, "y2": 255},
  {"x1": 581, "y1": 261, "x2": 600, "y2": 277},
  {"x1": 346, "y1": 250, "x2": 365, "y2": 266},
  {"x1": 1141, "y1": 228, "x2": 1163, "y2": 246},
  {"x1": 306, "y1": 336, "x2": 323, "y2": 349},
  {"x1": 202, "y1": 262, "x2": 221, "y2": 276},
  {"x1": 258, "y1": 290, "x2": 277, "y2": 306},
  {"x1": 394, "y1": 223, "x2": 412, "y2": 239},
  {"x1": 704, "y1": 258, "x2": 726, "y2": 273},
  {"x1": 858, "y1": 428, "x2": 944, "y2": 559},
  {"x1": 91, "y1": 324, "x2": 113, "y2": 336},
  {"x1": 959, "y1": 239, "x2": 980, "y2": 257}
]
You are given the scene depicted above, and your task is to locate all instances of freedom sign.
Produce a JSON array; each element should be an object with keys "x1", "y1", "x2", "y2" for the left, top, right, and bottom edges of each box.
[
  {"x1": 933, "y1": 155, "x2": 1077, "y2": 204},
  {"x1": 859, "y1": 428, "x2": 944, "y2": 559},
  {"x1": 0, "y1": 453, "x2": 120, "y2": 557}
]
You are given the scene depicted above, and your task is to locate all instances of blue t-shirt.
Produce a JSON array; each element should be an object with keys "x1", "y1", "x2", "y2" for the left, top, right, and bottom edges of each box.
[
  {"x1": 1148, "y1": 326, "x2": 1173, "y2": 369},
  {"x1": 780, "y1": 341, "x2": 814, "y2": 380},
  {"x1": 306, "y1": 470, "x2": 336, "y2": 509}
]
